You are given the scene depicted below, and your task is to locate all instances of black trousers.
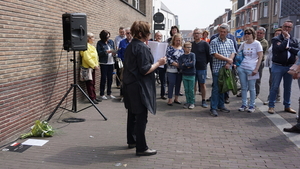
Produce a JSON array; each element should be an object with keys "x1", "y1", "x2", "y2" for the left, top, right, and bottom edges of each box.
[
  {"x1": 127, "y1": 107, "x2": 148, "y2": 152},
  {"x1": 158, "y1": 67, "x2": 166, "y2": 97}
]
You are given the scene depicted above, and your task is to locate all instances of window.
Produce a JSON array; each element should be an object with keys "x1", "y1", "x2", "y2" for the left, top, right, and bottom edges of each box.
[
  {"x1": 263, "y1": 2, "x2": 268, "y2": 17},
  {"x1": 252, "y1": 7, "x2": 257, "y2": 21},
  {"x1": 246, "y1": 10, "x2": 251, "y2": 24},
  {"x1": 132, "y1": 0, "x2": 139, "y2": 10},
  {"x1": 241, "y1": 13, "x2": 244, "y2": 26},
  {"x1": 274, "y1": 0, "x2": 277, "y2": 15}
]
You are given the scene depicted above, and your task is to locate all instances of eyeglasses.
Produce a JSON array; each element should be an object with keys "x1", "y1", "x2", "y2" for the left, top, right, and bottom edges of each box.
[
  {"x1": 245, "y1": 33, "x2": 252, "y2": 35},
  {"x1": 283, "y1": 26, "x2": 292, "y2": 29},
  {"x1": 126, "y1": 32, "x2": 131, "y2": 34}
]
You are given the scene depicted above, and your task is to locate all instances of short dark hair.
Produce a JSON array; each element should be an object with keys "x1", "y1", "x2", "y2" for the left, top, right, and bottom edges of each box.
[{"x1": 99, "y1": 30, "x2": 110, "y2": 42}]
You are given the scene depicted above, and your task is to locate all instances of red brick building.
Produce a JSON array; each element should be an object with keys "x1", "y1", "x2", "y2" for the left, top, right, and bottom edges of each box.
[{"x1": 0, "y1": 0, "x2": 152, "y2": 145}]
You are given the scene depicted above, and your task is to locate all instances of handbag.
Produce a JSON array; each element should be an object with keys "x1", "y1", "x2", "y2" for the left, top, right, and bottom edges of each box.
[
  {"x1": 79, "y1": 67, "x2": 93, "y2": 81},
  {"x1": 235, "y1": 43, "x2": 245, "y2": 66},
  {"x1": 115, "y1": 57, "x2": 123, "y2": 69}
]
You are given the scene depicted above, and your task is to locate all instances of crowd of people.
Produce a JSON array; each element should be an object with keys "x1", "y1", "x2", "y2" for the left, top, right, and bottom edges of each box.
[{"x1": 79, "y1": 20, "x2": 300, "y2": 156}]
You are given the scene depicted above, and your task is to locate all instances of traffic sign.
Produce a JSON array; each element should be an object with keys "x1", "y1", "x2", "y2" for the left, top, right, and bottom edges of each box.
[
  {"x1": 153, "y1": 12, "x2": 164, "y2": 23},
  {"x1": 235, "y1": 29, "x2": 244, "y2": 38},
  {"x1": 154, "y1": 24, "x2": 165, "y2": 30}
]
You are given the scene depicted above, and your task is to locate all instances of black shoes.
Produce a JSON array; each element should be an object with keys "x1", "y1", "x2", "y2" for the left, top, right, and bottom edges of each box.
[
  {"x1": 92, "y1": 99, "x2": 99, "y2": 104},
  {"x1": 219, "y1": 107, "x2": 230, "y2": 113},
  {"x1": 128, "y1": 144, "x2": 136, "y2": 149},
  {"x1": 95, "y1": 98, "x2": 102, "y2": 102},
  {"x1": 174, "y1": 100, "x2": 181, "y2": 104},
  {"x1": 161, "y1": 96, "x2": 167, "y2": 100},
  {"x1": 136, "y1": 149, "x2": 157, "y2": 156},
  {"x1": 283, "y1": 126, "x2": 300, "y2": 133}
]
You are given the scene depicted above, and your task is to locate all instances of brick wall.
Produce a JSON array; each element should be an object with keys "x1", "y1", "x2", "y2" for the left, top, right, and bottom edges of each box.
[{"x1": 0, "y1": 0, "x2": 152, "y2": 145}]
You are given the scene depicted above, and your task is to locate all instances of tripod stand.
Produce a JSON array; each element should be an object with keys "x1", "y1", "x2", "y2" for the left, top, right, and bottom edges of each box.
[{"x1": 47, "y1": 51, "x2": 107, "y2": 122}]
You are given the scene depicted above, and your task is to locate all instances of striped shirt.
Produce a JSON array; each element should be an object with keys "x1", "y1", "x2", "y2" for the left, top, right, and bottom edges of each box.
[{"x1": 210, "y1": 37, "x2": 236, "y2": 73}]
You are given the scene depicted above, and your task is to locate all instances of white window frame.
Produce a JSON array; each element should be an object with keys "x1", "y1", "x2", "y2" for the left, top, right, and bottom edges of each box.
[
  {"x1": 274, "y1": 0, "x2": 278, "y2": 15},
  {"x1": 132, "y1": 0, "x2": 139, "y2": 10},
  {"x1": 263, "y1": 2, "x2": 268, "y2": 17},
  {"x1": 252, "y1": 7, "x2": 257, "y2": 21}
]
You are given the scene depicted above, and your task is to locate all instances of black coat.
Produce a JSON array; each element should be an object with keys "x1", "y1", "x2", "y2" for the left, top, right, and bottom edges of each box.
[
  {"x1": 123, "y1": 39, "x2": 156, "y2": 115},
  {"x1": 272, "y1": 34, "x2": 299, "y2": 66}
]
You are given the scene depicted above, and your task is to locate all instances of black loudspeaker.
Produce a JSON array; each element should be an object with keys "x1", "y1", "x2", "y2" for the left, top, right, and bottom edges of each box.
[{"x1": 62, "y1": 13, "x2": 87, "y2": 51}]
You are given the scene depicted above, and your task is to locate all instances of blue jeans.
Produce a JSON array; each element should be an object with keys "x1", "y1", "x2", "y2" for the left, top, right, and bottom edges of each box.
[
  {"x1": 237, "y1": 67, "x2": 256, "y2": 107},
  {"x1": 268, "y1": 64, "x2": 293, "y2": 108},
  {"x1": 167, "y1": 72, "x2": 182, "y2": 99},
  {"x1": 182, "y1": 75, "x2": 195, "y2": 104},
  {"x1": 210, "y1": 72, "x2": 225, "y2": 110}
]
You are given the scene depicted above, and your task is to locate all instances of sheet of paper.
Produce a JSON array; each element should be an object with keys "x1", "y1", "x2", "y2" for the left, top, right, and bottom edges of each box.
[
  {"x1": 148, "y1": 41, "x2": 168, "y2": 68},
  {"x1": 248, "y1": 73, "x2": 260, "y2": 80},
  {"x1": 22, "y1": 139, "x2": 49, "y2": 146}
]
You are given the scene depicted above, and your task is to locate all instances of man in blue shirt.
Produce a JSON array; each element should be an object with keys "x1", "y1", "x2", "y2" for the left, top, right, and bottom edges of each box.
[
  {"x1": 118, "y1": 28, "x2": 132, "y2": 101},
  {"x1": 118, "y1": 27, "x2": 132, "y2": 62},
  {"x1": 209, "y1": 23, "x2": 236, "y2": 117}
]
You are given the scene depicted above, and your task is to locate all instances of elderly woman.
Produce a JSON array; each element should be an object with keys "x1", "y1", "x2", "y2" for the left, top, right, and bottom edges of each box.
[
  {"x1": 123, "y1": 21, "x2": 166, "y2": 156},
  {"x1": 96, "y1": 30, "x2": 116, "y2": 100},
  {"x1": 237, "y1": 27, "x2": 263, "y2": 113},
  {"x1": 80, "y1": 32, "x2": 100, "y2": 104}
]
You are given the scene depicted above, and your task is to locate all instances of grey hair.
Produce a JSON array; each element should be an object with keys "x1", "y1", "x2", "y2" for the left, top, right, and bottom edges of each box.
[
  {"x1": 155, "y1": 31, "x2": 162, "y2": 35},
  {"x1": 257, "y1": 27, "x2": 266, "y2": 33},
  {"x1": 87, "y1": 32, "x2": 94, "y2": 42},
  {"x1": 125, "y1": 27, "x2": 130, "y2": 31},
  {"x1": 219, "y1": 23, "x2": 230, "y2": 32},
  {"x1": 193, "y1": 28, "x2": 202, "y2": 33}
]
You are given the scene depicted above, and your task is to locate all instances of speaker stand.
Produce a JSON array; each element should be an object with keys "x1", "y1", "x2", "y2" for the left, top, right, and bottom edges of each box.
[{"x1": 47, "y1": 51, "x2": 107, "y2": 122}]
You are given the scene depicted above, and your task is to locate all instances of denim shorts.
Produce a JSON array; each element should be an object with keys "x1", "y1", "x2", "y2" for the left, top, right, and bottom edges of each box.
[{"x1": 195, "y1": 70, "x2": 207, "y2": 84}]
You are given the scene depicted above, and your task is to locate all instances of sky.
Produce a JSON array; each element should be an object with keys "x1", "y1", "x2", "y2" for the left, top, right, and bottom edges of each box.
[{"x1": 160, "y1": 0, "x2": 232, "y2": 30}]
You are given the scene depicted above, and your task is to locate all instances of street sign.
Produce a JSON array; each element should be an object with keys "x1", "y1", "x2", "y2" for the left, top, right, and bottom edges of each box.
[
  {"x1": 153, "y1": 12, "x2": 164, "y2": 23},
  {"x1": 154, "y1": 24, "x2": 165, "y2": 30},
  {"x1": 235, "y1": 29, "x2": 244, "y2": 38}
]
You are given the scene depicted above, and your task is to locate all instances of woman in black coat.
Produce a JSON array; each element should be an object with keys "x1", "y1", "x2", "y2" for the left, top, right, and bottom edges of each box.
[{"x1": 123, "y1": 21, "x2": 166, "y2": 156}]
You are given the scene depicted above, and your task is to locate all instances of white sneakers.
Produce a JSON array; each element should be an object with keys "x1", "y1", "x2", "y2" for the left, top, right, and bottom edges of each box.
[{"x1": 101, "y1": 95, "x2": 115, "y2": 100}]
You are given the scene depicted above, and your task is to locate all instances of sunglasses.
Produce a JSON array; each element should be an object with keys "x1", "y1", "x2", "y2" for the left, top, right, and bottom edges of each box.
[{"x1": 245, "y1": 32, "x2": 252, "y2": 35}]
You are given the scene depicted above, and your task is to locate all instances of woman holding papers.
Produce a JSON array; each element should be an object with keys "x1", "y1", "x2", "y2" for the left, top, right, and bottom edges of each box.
[
  {"x1": 165, "y1": 33, "x2": 184, "y2": 105},
  {"x1": 237, "y1": 27, "x2": 263, "y2": 113},
  {"x1": 123, "y1": 21, "x2": 166, "y2": 156},
  {"x1": 154, "y1": 31, "x2": 167, "y2": 100}
]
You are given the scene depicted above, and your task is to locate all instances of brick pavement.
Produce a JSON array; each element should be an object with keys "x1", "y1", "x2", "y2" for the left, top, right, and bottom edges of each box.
[{"x1": 1, "y1": 67, "x2": 300, "y2": 169}]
